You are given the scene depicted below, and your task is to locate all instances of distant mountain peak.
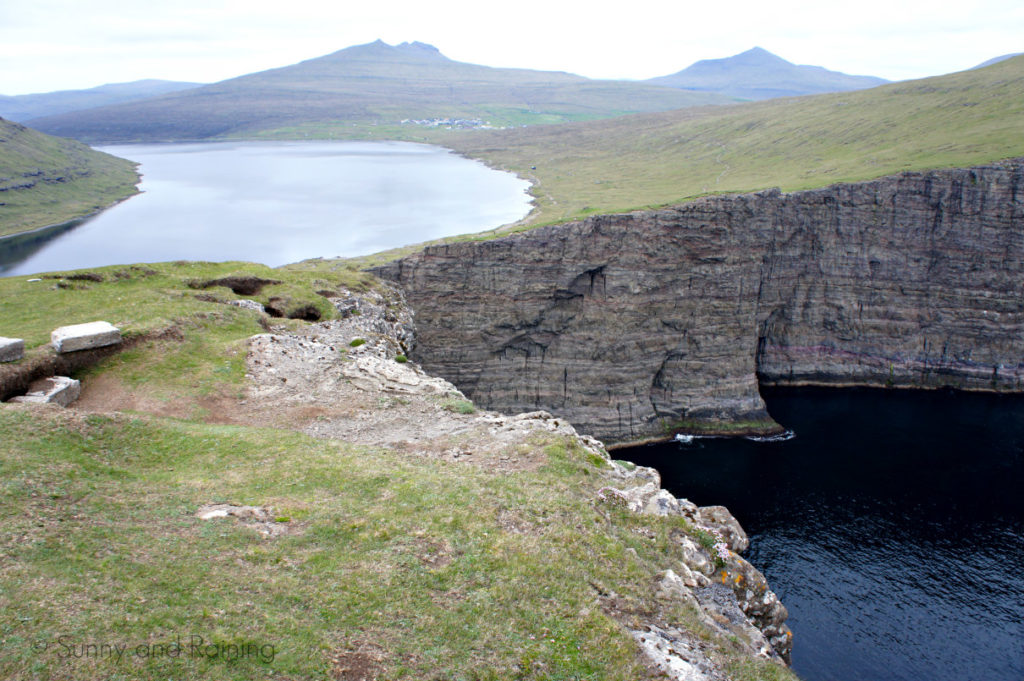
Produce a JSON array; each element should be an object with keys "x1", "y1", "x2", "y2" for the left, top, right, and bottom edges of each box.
[
  {"x1": 397, "y1": 41, "x2": 440, "y2": 53},
  {"x1": 739, "y1": 46, "x2": 781, "y2": 58},
  {"x1": 322, "y1": 40, "x2": 449, "y2": 62},
  {"x1": 647, "y1": 47, "x2": 887, "y2": 100}
]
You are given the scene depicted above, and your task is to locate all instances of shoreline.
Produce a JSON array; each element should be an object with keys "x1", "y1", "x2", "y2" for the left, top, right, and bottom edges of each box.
[{"x1": 0, "y1": 189, "x2": 140, "y2": 243}]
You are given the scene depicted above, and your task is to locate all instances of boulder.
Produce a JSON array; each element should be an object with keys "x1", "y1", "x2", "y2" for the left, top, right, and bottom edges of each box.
[
  {"x1": 51, "y1": 321, "x2": 121, "y2": 353},
  {"x1": 696, "y1": 505, "x2": 750, "y2": 553},
  {"x1": 229, "y1": 299, "x2": 266, "y2": 313},
  {"x1": 8, "y1": 376, "x2": 81, "y2": 407},
  {"x1": 0, "y1": 337, "x2": 24, "y2": 362}
]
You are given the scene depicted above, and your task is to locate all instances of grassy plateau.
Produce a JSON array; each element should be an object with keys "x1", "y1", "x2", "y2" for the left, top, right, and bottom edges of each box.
[{"x1": 441, "y1": 54, "x2": 1024, "y2": 227}]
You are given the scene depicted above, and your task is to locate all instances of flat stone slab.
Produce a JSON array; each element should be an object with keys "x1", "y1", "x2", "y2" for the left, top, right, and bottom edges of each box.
[
  {"x1": 51, "y1": 321, "x2": 121, "y2": 353},
  {"x1": 0, "y1": 337, "x2": 24, "y2": 362},
  {"x1": 8, "y1": 376, "x2": 81, "y2": 407}
]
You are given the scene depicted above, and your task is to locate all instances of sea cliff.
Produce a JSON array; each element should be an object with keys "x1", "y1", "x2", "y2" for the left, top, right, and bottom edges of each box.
[{"x1": 376, "y1": 159, "x2": 1024, "y2": 442}]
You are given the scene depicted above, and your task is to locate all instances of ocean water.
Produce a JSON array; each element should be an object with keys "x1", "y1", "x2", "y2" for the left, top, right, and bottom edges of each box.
[
  {"x1": 619, "y1": 386, "x2": 1024, "y2": 681},
  {"x1": 1, "y1": 140, "x2": 532, "y2": 276}
]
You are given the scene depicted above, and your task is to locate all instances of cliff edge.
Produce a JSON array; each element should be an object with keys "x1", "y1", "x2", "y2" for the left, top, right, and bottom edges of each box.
[{"x1": 376, "y1": 159, "x2": 1024, "y2": 442}]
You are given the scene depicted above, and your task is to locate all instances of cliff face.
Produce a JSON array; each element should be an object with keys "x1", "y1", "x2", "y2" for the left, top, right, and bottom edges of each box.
[{"x1": 376, "y1": 160, "x2": 1024, "y2": 442}]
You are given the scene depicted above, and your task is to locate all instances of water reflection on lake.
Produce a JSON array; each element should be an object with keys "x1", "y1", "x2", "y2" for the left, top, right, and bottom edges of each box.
[{"x1": 1, "y1": 141, "x2": 532, "y2": 276}]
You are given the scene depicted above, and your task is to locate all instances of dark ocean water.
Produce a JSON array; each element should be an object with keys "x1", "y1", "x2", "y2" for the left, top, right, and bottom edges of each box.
[{"x1": 618, "y1": 387, "x2": 1024, "y2": 681}]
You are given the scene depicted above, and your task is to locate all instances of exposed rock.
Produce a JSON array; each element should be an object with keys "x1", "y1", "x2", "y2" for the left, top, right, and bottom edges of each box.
[
  {"x1": 8, "y1": 376, "x2": 80, "y2": 406},
  {"x1": 696, "y1": 505, "x2": 749, "y2": 553},
  {"x1": 656, "y1": 568, "x2": 706, "y2": 598},
  {"x1": 51, "y1": 321, "x2": 121, "y2": 353},
  {"x1": 195, "y1": 503, "x2": 292, "y2": 538},
  {"x1": 0, "y1": 337, "x2": 24, "y2": 362},
  {"x1": 228, "y1": 299, "x2": 266, "y2": 313},
  {"x1": 693, "y1": 583, "x2": 779, "y2": 661},
  {"x1": 601, "y1": 469, "x2": 791, "y2": 662},
  {"x1": 673, "y1": 533, "x2": 715, "y2": 577},
  {"x1": 631, "y1": 625, "x2": 729, "y2": 681},
  {"x1": 713, "y1": 554, "x2": 792, "y2": 662},
  {"x1": 376, "y1": 159, "x2": 1024, "y2": 442},
  {"x1": 242, "y1": 286, "x2": 603, "y2": 470}
]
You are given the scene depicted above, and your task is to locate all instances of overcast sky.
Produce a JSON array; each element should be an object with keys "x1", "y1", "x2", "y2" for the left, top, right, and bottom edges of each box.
[{"x1": 1, "y1": 0, "x2": 1021, "y2": 95}]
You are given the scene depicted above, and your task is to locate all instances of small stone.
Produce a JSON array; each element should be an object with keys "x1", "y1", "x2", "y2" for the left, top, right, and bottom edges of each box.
[
  {"x1": 0, "y1": 337, "x2": 24, "y2": 362},
  {"x1": 229, "y1": 299, "x2": 266, "y2": 313},
  {"x1": 8, "y1": 376, "x2": 81, "y2": 407},
  {"x1": 51, "y1": 321, "x2": 121, "y2": 353}
]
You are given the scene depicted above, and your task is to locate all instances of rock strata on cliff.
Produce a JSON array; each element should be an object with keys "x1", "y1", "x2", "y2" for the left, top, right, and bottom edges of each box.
[{"x1": 376, "y1": 159, "x2": 1024, "y2": 442}]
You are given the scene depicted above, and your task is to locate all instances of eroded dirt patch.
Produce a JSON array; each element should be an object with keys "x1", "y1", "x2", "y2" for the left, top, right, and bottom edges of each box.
[{"x1": 188, "y1": 275, "x2": 281, "y2": 296}]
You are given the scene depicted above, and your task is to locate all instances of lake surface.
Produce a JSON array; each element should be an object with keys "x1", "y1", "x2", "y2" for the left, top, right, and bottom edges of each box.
[
  {"x1": 0, "y1": 141, "x2": 532, "y2": 276},
  {"x1": 619, "y1": 387, "x2": 1024, "y2": 681}
]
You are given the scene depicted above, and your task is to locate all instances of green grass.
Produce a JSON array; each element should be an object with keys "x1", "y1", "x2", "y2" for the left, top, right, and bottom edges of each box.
[
  {"x1": 0, "y1": 259, "x2": 375, "y2": 404},
  {"x1": 0, "y1": 407, "x2": 797, "y2": 680},
  {"x1": 0, "y1": 118, "x2": 139, "y2": 237},
  {"x1": 441, "y1": 398, "x2": 476, "y2": 415}
]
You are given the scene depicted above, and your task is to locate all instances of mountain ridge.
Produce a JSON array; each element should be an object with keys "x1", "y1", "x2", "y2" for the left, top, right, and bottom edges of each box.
[
  {"x1": 0, "y1": 79, "x2": 202, "y2": 122},
  {"x1": 27, "y1": 40, "x2": 730, "y2": 143}
]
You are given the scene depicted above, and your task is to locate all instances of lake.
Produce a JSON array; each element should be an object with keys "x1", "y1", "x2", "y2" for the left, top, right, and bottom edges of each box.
[
  {"x1": 0, "y1": 141, "x2": 532, "y2": 276},
  {"x1": 618, "y1": 387, "x2": 1024, "y2": 681}
]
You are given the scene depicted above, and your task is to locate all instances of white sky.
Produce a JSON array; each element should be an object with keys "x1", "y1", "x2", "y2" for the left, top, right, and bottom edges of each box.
[{"x1": 0, "y1": 0, "x2": 1021, "y2": 95}]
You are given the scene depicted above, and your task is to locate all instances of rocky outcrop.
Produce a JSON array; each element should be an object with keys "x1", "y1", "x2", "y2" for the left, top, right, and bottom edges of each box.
[
  {"x1": 376, "y1": 160, "x2": 1024, "y2": 442},
  {"x1": 600, "y1": 470, "x2": 793, "y2": 663}
]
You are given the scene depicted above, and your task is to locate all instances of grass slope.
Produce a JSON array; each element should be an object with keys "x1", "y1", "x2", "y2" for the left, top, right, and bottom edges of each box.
[
  {"x1": 0, "y1": 118, "x2": 139, "y2": 237},
  {"x1": 0, "y1": 261, "x2": 795, "y2": 680},
  {"x1": 437, "y1": 55, "x2": 1024, "y2": 227},
  {"x1": 28, "y1": 41, "x2": 733, "y2": 144}
]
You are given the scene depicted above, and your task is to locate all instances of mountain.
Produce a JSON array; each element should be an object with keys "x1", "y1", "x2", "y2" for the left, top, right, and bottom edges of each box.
[
  {"x1": 646, "y1": 47, "x2": 888, "y2": 100},
  {"x1": 0, "y1": 79, "x2": 202, "y2": 122},
  {"x1": 445, "y1": 54, "x2": 1024, "y2": 226},
  {"x1": 0, "y1": 117, "x2": 138, "y2": 237},
  {"x1": 27, "y1": 40, "x2": 733, "y2": 144}
]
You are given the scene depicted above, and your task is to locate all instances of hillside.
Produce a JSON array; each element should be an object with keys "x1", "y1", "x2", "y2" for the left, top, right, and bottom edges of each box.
[
  {"x1": 0, "y1": 261, "x2": 796, "y2": 680},
  {"x1": 0, "y1": 79, "x2": 202, "y2": 122},
  {"x1": 0, "y1": 117, "x2": 139, "y2": 237},
  {"x1": 27, "y1": 40, "x2": 734, "y2": 143},
  {"x1": 646, "y1": 47, "x2": 888, "y2": 100},
  {"x1": 436, "y1": 54, "x2": 1024, "y2": 228}
]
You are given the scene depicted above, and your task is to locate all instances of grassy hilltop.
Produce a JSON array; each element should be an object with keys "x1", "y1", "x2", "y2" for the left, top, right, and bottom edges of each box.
[
  {"x1": 0, "y1": 117, "x2": 139, "y2": 237},
  {"x1": 440, "y1": 54, "x2": 1024, "y2": 227}
]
